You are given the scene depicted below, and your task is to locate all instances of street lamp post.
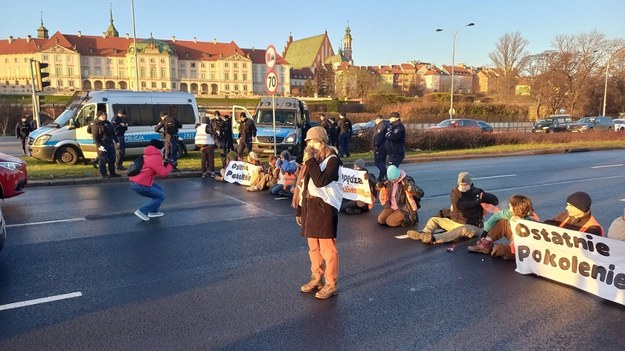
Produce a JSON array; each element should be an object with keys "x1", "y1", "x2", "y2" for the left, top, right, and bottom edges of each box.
[
  {"x1": 437, "y1": 22, "x2": 475, "y2": 119},
  {"x1": 602, "y1": 47, "x2": 624, "y2": 116}
]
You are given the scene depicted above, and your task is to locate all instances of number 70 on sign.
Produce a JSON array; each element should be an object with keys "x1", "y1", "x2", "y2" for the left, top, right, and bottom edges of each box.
[{"x1": 265, "y1": 70, "x2": 279, "y2": 95}]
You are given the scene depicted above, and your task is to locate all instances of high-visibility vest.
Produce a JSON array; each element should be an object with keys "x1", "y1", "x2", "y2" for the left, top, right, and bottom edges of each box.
[{"x1": 559, "y1": 215, "x2": 604, "y2": 236}]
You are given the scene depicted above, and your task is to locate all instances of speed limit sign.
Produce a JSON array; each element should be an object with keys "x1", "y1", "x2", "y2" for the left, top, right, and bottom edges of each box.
[{"x1": 265, "y1": 70, "x2": 279, "y2": 95}]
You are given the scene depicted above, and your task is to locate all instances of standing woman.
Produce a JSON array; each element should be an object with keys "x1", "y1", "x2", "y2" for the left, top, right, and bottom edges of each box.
[{"x1": 295, "y1": 126, "x2": 342, "y2": 299}]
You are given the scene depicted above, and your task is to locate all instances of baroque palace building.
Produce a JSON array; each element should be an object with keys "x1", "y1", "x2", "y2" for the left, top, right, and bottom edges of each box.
[{"x1": 0, "y1": 12, "x2": 291, "y2": 97}]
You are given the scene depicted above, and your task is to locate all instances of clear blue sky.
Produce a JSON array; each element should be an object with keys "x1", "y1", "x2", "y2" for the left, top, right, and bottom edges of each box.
[{"x1": 2, "y1": 0, "x2": 624, "y2": 67}]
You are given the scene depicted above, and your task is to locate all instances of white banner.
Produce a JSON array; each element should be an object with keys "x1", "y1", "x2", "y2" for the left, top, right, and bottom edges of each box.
[
  {"x1": 513, "y1": 219, "x2": 625, "y2": 305},
  {"x1": 339, "y1": 167, "x2": 372, "y2": 205},
  {"x1": 224, "y1": 161, "x2": 260, "y2": 186}
]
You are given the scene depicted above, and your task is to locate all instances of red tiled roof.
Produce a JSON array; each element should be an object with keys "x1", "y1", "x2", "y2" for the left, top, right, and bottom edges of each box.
[{"x1": 0, "y1": 36, "x2": 46, "y2": 54}]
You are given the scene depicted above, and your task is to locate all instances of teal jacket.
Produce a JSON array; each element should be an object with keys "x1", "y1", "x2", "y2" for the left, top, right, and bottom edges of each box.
[{"x1": 483, "y1": 208, "x2": 537, "y2": 233}]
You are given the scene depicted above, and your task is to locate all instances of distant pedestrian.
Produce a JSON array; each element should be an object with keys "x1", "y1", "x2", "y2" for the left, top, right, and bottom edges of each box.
[
  {"x1": 15, "y1": 115, "x2": 34, "y2": 155},
  {"x1": 384, "y1": 111, "x2": 406, "y2": 167},
  {"x1": 155, "y1": 111, "x2": 182, "y2": 167},
  {"x1": 372, "y1": 114, "x2": 389, "y2": 180},
  {"x1": 129, "y1": 139, "x2": 173, "y2": 221},
  {"x1": 92, "y1": 110, "x2": 120, "y2": 178},
  {"x1": 111, "y1": 109, "x2": 128, "y2": 170},
  {"x1": 337, "y1": 113, "x2": 352, "y2": 158},
  {"x1": 327, "y1": 117, "x2": 339, "y2": 147}
]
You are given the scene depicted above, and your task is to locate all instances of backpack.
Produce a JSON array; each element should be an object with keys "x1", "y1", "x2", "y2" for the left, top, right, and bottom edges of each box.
[{"x1": 126, "y1": 156, "x2": 144, "y2": 176}]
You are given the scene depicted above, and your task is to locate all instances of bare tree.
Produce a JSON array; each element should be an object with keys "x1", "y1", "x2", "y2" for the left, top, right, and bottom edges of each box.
[
  {"x1": 335, "y1": 67, "x2": 387, "y2": 100},
  {"x1": 489, "y1": 32, "x2": 530, "y2": 98}
]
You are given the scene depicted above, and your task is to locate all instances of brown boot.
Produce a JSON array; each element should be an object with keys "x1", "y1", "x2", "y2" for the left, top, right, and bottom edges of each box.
[
  {"x1": 300, "y1": 275, "x2": 323, "y2": 293},
  {"x1": 315, "y1": 283, "x2": 338, "y2": 299}
]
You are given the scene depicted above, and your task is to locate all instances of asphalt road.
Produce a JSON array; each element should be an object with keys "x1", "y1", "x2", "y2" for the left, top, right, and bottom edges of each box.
[{"x1": 1, "y1": 149, "x2": 625, "y2": 350}]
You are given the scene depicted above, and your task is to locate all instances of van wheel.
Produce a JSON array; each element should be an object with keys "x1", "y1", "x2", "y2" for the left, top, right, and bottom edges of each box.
[{"x1": 55, "y1": 146, "x2": 79, "y2": 165}]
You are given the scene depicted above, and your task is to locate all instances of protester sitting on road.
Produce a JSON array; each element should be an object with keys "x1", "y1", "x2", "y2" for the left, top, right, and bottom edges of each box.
[
  {"x1": 215, "y1": 151, "x2": 238, "y2": 182},
  {"x1": 246, "y1": 152, "x2": 266, "y2": 191},
  {"x1": 377, "y1": 165, "x2": 424, "y2": 227},
  {"x1": 269, "y1": 150, "x2": 297, "y2": 197},
  {"x1": 129, "y1": 139, "x2": 173, "y2": 221},
  {"x1": 406, "y1": 171, "x2": 498, "y2": 244},
  {"x1": 543, "y1": 191, "x2": 604, "y2": 236},
  {"x1": 340, "y1": 159, "x2": 377, "y2": 215},
  {"x1": 607, "y1": 208, "x2": 625, "y2": 241},
  {"x1": 248, "y1": 155, "x2": 278, "y2": 192},
  {"x1": 468, "y1": 194, "x2": 540, "y2": 259}
]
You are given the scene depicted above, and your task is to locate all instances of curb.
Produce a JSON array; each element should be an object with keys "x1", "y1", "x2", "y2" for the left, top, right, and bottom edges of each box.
[{"x1": 26, "y1": 146, "x2": 620, "y2": 187}]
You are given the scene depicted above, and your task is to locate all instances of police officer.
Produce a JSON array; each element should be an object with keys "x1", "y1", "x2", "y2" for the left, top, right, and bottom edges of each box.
[
  {"x1": 384, "y1": 111, "x2": 406, "y2": 167},
  {"x1": 92, "y1": 110, "x2": 120, "y2": 178},
  {"x1": 372, "y1": 114, "x2": 389, "y2": 180},
  {"x1": 155, "y1": 111, "x2": 182, "y2": 167},
  {"x1": 111, "y1": 109, "x2": 128, "y2": 170},
  {"x1": 337, "y1": 113, "x2": 352, "y2": 158},
  {"x1": 237, "y1": 112, "x2": 256, "y2": 159},
  {"x1": 15, "y1": 115, "x2": 34, "y2": 155}
]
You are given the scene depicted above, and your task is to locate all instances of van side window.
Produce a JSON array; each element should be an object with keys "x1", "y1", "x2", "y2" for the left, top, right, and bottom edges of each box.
[
  {"x1": 76, "y1": 104, "x2": 96, "y2": 128},
  {"x1": 113, "y1": 104, "x2": 196, "y2": 126}
]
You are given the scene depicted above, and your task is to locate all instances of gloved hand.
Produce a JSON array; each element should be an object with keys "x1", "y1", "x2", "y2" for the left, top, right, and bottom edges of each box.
[{"x1": 98, "y1": 145, "x2": 106, "y2": 152}]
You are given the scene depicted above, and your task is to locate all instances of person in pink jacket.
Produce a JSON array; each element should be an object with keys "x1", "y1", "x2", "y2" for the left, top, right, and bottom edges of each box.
[{"x1": 129, "y1": 139, "x2": 173, "y2": 221}]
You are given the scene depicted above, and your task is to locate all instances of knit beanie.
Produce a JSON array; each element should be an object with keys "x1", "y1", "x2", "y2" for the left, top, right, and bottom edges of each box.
[
  {"x1": 567, "y1": 191, "x2": 591, "y2": 213},
  {"x1": 387, "y1": 165, "x2": 400, "y2": 181},
  {"x1": 458, "y1": 171, "x2": 472, "y2": 185},
  {"x1": 354, "y1": 159, "x2": 366, "y2": 170},
  {"x1": 149, "y1": 139, "x2": 164, "y2": 150}
]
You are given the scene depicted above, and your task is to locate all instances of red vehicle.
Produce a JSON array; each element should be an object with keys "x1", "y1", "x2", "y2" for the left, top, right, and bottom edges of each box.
[
  {"x1": 0, "y1": 152, "x2": 27, "y2": 199},
  {"x1": 425, "y1": 118, "x2": 482, "y2": 132}
]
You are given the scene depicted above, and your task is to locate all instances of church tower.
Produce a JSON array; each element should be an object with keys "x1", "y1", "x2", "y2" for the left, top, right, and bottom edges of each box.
[
  {"x1": 105, "y1": 3, "x2": 119, "y2": 38},
  {"x1": 37, "y1": 12, "x2": 49, "y2": 39},
  {"x1": 342, "y1": 24, "x2": 353, "y2": 64}
]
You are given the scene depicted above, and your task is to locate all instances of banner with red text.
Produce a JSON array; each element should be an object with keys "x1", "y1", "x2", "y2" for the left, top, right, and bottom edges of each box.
[
  {"x1": 339, "y1": 167, "x2": 372, "y2": 205},
  {"x1": 513, "y1": 219, "x2": 625, "y2": 305}
]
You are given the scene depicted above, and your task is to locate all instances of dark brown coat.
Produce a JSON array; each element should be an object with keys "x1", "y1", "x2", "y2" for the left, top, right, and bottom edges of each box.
[{"x1": 296, "y1": 154, "x2": 341, "y2": 239}]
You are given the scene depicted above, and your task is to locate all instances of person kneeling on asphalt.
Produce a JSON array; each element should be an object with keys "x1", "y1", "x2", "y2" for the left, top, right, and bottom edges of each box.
[
  {"x1": 269, "y1": 150, "x2": 297, "y2": 197},
  {"x1": 467, "y1": 194, "x2": 540, "y2": 259},
  {"x1": 129, "y1": 139, "x2": 173, "y2": 221},
  {"x1": 377, "y1": 165, "x2": 424, "y2": 227},
  {"x1": 215, "y1": 151, "x2": 238, "y2": 181},
  {"x1": 340, "y1": 159, "x2": 377, "y2": 215},
  {"x1": 407, "y1": 171, "x2": 498, "y2": 244}
]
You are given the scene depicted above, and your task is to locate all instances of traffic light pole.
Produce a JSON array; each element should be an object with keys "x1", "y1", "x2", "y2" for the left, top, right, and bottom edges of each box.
[{"x1": 29, "y1": 59, "x2": 41, "y2": 129}]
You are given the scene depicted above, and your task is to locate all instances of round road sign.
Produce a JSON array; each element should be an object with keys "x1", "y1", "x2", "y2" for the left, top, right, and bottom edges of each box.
[
  {"x1": 265, "y1": 70, "x2": 279, "y2": 95},
  {"x1": 265, "y1": 45, "x2": 277, "y2": 69}
]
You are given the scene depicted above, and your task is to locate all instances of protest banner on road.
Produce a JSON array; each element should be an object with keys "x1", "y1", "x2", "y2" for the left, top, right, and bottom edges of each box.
[
  {"x1": 224, "y1": 161, "x2": 260, "y2": 186},
  {"x1": 339, "y1": 167, "x2": 372, "y2": 204},
  {"x1": 513, "y1": 219, "x2": 625, "y2": 305}
]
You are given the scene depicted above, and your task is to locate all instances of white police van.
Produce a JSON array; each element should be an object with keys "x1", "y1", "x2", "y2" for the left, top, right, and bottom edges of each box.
[
  {"x1": 29, "y1": 90, "x2": 199, "y2": 164},
  {"x1": 231, "y1": 97, "x2": 311, "y2": 156}
]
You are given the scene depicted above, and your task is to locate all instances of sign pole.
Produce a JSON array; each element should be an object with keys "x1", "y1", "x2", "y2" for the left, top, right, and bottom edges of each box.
[
  {"x1": 265, "y1": 44, "x2": 278, "y2": 157},
  {"x1": 272, "y1": 94, "x2": 276, "y2": 156}
]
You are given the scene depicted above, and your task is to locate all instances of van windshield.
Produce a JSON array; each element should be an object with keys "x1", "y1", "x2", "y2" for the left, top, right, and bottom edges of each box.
[
  {"x1": 50, "y1": 104, "x2": 80, "y2": 128},
  {"x1": 255, "y1": 109, "x2": 297, "y2": 126}
]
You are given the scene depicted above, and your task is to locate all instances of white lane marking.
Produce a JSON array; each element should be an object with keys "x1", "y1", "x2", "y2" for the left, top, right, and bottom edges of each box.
[
  {"x1": 427, "y1": 174, "x2": 625, "y2": 199},
  {"x1": 6, "y1": 218, "x2": 86, "y2": 228},
  {"x1": 0, "y1": 291, "x2": 82, "y2": 311},
  {"x1": 395, "y1": 234, "x2": 409, "y2": 239},
  {"x1": 473, "y1": 174, "x2": 516, "y2": 180},
  {"x1": 591, "y1": 164, "x2": 624, "y2": 169}
]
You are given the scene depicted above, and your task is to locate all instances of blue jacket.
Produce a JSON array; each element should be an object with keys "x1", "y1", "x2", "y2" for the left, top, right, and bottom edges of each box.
[
  {"x1": 384, "y1": 121, "x2": 405, "y2": 155},
  {"x1": 277, "y1": 159, "x2": 297, "y2": 174}
]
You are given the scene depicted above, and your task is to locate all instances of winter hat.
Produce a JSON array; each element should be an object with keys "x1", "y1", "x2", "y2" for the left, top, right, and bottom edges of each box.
[
  {"x1": 567, "y1": 191, "x2": 591, "y2": 213},
  {"x1": 457, "y1": 171, "x2": 472, "y2": 185},
  {"x1": 280, "y1": 150, "x2": 291, "y2": 159},
  {"x1": 248, "y1": 151, "x2": 259, "y2": 160},
  {"x1": 227, "y1": 151, "x2": 238, "y2": 160},
  {"x1": 390, "y1": 111, "x2": 400, "y2": 119},
  {"x1": 354, "y1": 159, "x2": 366, "y2": 170},
  {"x1": 305, "y1": 126, "x2": 329, "y2": 143},
  {"x1": 149, "y1": 139, "x2": 164, "y2": 150},
  {"x1": 387, "y1": 165, "x2": 400, "y2": 181}
]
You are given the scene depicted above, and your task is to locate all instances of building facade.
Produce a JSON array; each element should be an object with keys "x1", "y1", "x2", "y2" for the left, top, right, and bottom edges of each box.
[{"x1": 0, "y1": 16, "x2": 291, "y2": 97}]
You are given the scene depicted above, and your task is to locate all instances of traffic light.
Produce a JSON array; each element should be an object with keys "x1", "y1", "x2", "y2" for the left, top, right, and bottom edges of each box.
[{"x1": 34, "y1": 60, "x2": 50, "y2": 92}]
